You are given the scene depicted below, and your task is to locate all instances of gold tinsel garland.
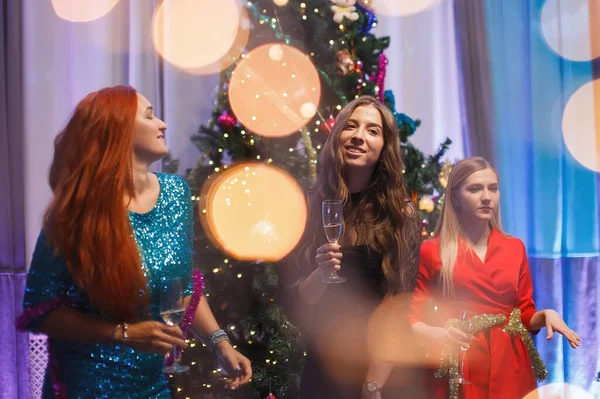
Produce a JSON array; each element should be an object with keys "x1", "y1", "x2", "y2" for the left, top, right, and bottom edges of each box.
[
  {"x1": 502, "y1": 308, "x2": 548, "y2": 382},
  {"x1": 299, "y1": 127, "x2": 317, "y2": 180},
  {"x1": 434, "y1": 308, "x2": 548, "y2": 399}
]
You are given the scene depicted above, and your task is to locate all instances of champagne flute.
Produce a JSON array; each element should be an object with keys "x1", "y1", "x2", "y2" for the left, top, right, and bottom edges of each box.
[
  {"x1": 456, "y1": 310, "x2": 474, "y2": 384},
  {"x1": 160, "y1": 277, "x2": 189, "y2": 374},
  {"x1": 321, "y1": 200, "x2": 346, "y2": 283}
]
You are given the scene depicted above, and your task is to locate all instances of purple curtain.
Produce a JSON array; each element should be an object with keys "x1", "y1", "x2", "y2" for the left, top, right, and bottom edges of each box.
[{"x1": 0, "y1": 1, "x2": 29, "y2": 398}]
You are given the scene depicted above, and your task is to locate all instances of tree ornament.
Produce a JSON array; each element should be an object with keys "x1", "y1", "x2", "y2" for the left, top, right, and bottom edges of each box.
[
  {"x1": 331, "y1": 0, "x2": 359, "y2": 24},
  {"x1": 335, "y1": 49, "x2": 356, "y2": 75},
  {"x1": 217, "y1": 111, "x2": 237, "y2": 130}
]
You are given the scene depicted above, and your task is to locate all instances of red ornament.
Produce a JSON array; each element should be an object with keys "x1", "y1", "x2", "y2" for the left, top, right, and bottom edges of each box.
[
  {"x1": 266, "y1": 394, "x2": 277, "y2": 399},
  {"x1": 217, "y1": 111, "x2": 237, "y2": 130},
  {"x1": 325, "y1": 116, "x2": 336, "y2": 133}
]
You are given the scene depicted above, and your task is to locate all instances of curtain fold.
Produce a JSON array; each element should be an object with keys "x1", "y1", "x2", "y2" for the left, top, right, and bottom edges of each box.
[
  {"x1": 465, "y1": 0, "x2": 600, "y2": 395},
  {"x1": 452, "y1": 0, "x2": 495, "y2": 164},
  {"x1": 0, "y1": 1, "x2": 29, "y2": 398}
]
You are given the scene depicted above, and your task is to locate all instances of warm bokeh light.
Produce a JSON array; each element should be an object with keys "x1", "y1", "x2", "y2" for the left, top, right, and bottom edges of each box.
[
  {"x1": 562, "y1": 79, "x2": 600, "y2": 172},
  {"x1": 374, "y1": 0, "x2": 442, "y2": 17},
  {"x1": 228, "y1": 43, "x2": 321, "y2": 138},
  {"x1": 153, "y1": 0, "x2": 240, "y2": 71},
  {"x1": 183, "y1": 6, "x2": 251, "y2": 75},
  {"x1": 199, "y1": 163, "x2": 307, "y2": 262},
  {"x1": 523, "y1": 382, "x2": 594, "y2": 399},
  {"x1": 367, "y1": 294, "x2": 433, "y2": 367},
  {"x1": 540, "y1": 0, "x2": 600, "y2": 61},
  {"x1": 51, "y1": 0, "x2": 120, "y2": 22}
]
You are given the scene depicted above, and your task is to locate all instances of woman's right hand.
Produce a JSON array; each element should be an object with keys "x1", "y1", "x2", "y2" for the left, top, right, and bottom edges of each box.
[
  {"x1": 124, "y1": 321, "x2": 187, "y2": 355},
  {"x1": 315, "y1": 243, "x2": 343, "y2": 279}
]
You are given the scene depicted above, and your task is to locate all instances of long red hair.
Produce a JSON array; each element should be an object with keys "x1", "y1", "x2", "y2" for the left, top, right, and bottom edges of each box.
[{"x1": 44, "y1": 85, "x2": 147, "y2": 321}]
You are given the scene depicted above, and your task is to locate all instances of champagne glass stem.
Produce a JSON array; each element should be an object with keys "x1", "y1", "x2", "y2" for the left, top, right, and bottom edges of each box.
[{"x1": 459, "y1": 347, "x2": 467, "y2": 378}]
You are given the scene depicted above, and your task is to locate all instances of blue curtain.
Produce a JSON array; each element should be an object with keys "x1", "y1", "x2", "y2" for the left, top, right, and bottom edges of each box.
[{"x1": 482, "y1": 0, "x2": 600, "y2": 394}]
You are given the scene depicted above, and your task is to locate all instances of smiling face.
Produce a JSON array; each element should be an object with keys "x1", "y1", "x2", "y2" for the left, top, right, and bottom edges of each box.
[
  {"x1": 337, "y1": 104, "x2": 385, "y2": 172},
  {"x1": 453, "y1": 168, "x2": 500, "y2": 223},
  {"x1": 131, "y1": 93, "x2": 168, "y2": 165}
]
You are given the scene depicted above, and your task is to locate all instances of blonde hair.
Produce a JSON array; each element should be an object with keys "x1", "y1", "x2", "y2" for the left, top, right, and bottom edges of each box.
[{"x1": 434, "y1": 157, "x2": 504, "y2": 298}]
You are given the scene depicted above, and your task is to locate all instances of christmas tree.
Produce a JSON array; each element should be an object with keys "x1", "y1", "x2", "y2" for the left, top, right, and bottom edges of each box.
[{"x1": 168, "y1": 1, "x2": 452, "y2": 398}]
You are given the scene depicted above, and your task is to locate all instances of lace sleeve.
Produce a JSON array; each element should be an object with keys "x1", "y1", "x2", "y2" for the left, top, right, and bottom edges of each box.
[{"x1": 401, "y1": 200, "x2": 422, "y2": 293}]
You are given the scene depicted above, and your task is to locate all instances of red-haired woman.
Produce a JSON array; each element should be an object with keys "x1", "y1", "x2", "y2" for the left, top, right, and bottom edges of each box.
[{"x1": 18, "y1": 86, "x2": 251, "y2": 398}]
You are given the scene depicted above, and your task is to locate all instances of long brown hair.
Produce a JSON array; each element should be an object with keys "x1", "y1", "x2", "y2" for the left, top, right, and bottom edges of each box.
[
  {"x1": 44, "y1": 85, "x2": 147, "y2": 321},
  {"x1": 433, "y1": 156, "x2": 505, "y2": 298},
  {"x1": 300, "y1": 95, "x2": 415, "y2": 295}
]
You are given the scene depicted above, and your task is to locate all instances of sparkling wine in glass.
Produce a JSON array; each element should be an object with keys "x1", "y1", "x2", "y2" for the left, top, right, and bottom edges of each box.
[
  {"x1": 456, "y1": 310, "x2": 474, "y2": 384},
  {"x1": 160, "y1": 277, "x2": 189, "y2": 374},
  {"x1": 321, "y1": 200, "x2": 346, "y2": 283}
]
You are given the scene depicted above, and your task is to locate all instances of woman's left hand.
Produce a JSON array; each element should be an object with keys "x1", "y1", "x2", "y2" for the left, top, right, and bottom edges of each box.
[
  {"x1": 215, "y1": 341, "x2": 252, "y2": 390},
  {"x1": 544, "y1": 309, "x2": 581, "y2": 348}
]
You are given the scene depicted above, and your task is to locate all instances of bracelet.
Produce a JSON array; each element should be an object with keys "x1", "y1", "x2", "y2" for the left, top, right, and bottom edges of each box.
[
  {"x1": 121, "y1": 322, "x2": 129, "y2": 343},
  {"x1": 207, "y1": 329, "x2": 230, "y2": 352},
  {"x1": 112, "y1": 323, "x2": 122, "y2": 345}
]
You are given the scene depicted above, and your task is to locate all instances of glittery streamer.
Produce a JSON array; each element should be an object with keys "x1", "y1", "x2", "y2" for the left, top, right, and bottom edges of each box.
[
  {"x1": 15, "y1": 297, "x2": 76, "y2": 398},
  {"x1": 49, "y1": 340, "x2": 67, "y2": 398},
  {"x1": 502, "y1": 308, "x2": 548, "y2": 382},
  {"x1": 246, "y1": 3, "x2": 293, "y2": 45},
  {"x1": 16, "y1": 295, "x2": 75, "y2": 331},
  {"x1": 181, "y1": 269, "x2": 205, "y2": 334},
  {"x1": 299, "y1": 127, "x2": 317, "y2": 180},
  {"x1": 376, "y1": 53, "x2": 388, "y2": 102},
  {"x1": 165, "y1": 269, "x2": 205, "y2": 366},
  {"x1": 318, "y1": 69, "x2": 349, "y2": 105},
  {"x1": 356, "y1": 2, "x2": 376, "y2": 34},
  {"x1": 434, "y1": 309, "x2": 548, "y2": 399}
]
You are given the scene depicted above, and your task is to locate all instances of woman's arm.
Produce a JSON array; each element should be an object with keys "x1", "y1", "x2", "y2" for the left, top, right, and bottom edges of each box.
[
  {"x1": 186, "y1": 294, "x2": 252, "y2": 390},
  {"x1": 32, "y1": 308, "x2": 186, "y2": 354},
  {"x1": 515, "y1": 242, "x2": 580, "y2": 347},
  {"x1": 364, "y1": 202, "x2": 422, "y2": 391}
]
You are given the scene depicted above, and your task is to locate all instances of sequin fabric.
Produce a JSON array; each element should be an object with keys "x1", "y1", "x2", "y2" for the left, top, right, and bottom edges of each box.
[{"x1": 20, "y1": 173, "x2": 197, "y2": 399}]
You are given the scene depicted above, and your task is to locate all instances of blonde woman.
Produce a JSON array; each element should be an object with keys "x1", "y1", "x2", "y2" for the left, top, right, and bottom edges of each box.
[{"x1": 409, "y1": 157, "x2": 580, "y2": 399}]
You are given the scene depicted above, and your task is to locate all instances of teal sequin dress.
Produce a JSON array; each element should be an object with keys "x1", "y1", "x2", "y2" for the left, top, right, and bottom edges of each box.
[{"x1": 20, "y1": 173, "x2": 197, "y2": 399}]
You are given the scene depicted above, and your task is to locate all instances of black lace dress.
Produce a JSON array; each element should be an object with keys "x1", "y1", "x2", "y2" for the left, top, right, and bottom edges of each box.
[{"x1": 278, "y1": 194, "x2": 424, "y2": 398}]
